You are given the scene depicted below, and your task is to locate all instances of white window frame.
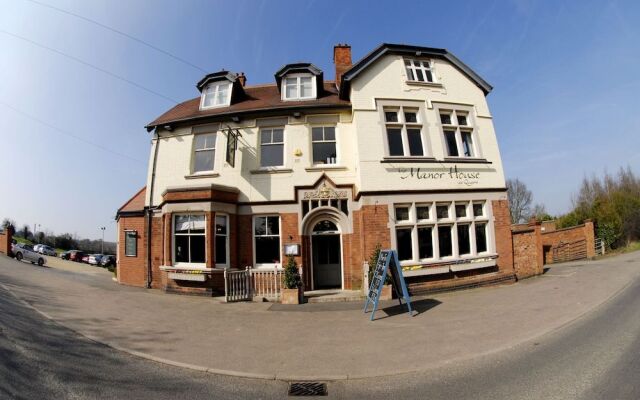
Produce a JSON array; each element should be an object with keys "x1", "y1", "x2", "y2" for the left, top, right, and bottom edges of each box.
[
  {"x1": 382, "y1": 105, "x2": 429, "y2": 158},
  {"x1": 404, "y1": 59, "x2": 436, "y2": 83},
  {"x1": 259, "y1": 127, "x2": 285, "y2": 168},
  {"x1": 281, "y1": 73, "x2": 316, "y2": 101},
  {"x1": 192, "y1": 133, "x2": 217, "y2": 173},
  {"x1": 172, "y1": 213, "x2": 207, "y2": 268},
  {"x1": 253, "y1": 215, "x2": 282, "y2": 268},
  {"x1": 310, "y1": 125, "x2": 338, "y2": 165},
  {"x1": 200, "y1": 81, "x2": 232, "y2": 109},
  {"x1": 437, "y1": 106, "x2": 480, "y2": 159},
  {"x1": 214, "y1": 214, "x2": 229, "y2": 268},
  {"x1": 392, "y1": 201, "x2": 492, "y2": 265}
]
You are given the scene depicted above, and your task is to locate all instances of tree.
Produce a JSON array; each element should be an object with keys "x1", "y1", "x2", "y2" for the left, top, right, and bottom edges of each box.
[
  {"x1": 530, "y1": 203, "x2": 553, "y2": 221},
  {"x1": 283, "y1": 255, "x2": 301, "y2": 289},
  {"x1": 1, "y1": 218, "x2": 16, "y2": 235},
  {"x1": 507, "y1": 178, "x2": 533, "y2": 224},
  {"x1": 20, "y1": 225, "x2": 31, "y2": 240}
]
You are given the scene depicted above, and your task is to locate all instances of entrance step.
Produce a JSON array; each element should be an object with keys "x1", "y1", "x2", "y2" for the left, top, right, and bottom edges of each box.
[{"x1": 304, "y1": 289, "x2": 365, "y2": 303}]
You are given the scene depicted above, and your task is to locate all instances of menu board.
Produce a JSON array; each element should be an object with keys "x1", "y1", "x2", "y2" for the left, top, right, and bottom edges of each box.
[{"x1": 363, "y1": 250, "x2": 413, "y2": 321}]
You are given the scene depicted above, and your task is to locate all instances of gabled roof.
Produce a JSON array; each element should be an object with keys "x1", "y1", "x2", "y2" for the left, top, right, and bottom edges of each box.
[
  {"x1": 146, "y1": 82, "x2": 349, "y2": 130},
  {"x1": 116, "y1": 187, "x2": 146, "y2": 218},
  {"x1": 339, "y1": 43, "x2": 493, "y2": 99}
]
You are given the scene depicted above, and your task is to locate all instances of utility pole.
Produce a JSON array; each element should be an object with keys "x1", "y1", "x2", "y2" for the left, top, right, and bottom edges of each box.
[{"x1": 100, "y1": 227, "x2": 106, "y2": 254}]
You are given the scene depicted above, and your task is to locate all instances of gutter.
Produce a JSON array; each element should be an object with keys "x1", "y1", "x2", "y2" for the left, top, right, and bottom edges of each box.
[{"x1": 146, "y1": 130, "x2": 161, "y2": 289}]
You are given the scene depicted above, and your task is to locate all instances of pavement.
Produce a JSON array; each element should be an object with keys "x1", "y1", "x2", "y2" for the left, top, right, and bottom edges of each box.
[{"x1": 0, "y1": 251, "x2": 639, "y2": 381}]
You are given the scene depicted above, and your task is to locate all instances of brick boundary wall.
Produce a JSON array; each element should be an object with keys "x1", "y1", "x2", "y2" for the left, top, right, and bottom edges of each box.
[
  {"x1": 0, "y1": 228, "x2": 13, "y2": 256},
  {"x1": 512, "y1": 220, "x2": 544, "y2": 280},
  {"x1": 541, "y1": 219, "x2": 595, "y2": 264}
]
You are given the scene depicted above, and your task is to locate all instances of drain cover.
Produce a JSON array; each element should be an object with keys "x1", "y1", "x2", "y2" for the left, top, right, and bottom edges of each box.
[{"x1": 288, "y1": 382, "x2": 327, "y2": 396}]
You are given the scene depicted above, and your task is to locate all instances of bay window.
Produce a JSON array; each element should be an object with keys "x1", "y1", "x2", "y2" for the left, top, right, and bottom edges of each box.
[
  {"x1": 392, "y1": 200, "x2": 491, "y2": 264},
  {"x1": 174, "y1": 214, "x2": 206, "y2": 265},
  {"x1": 215, "y1": 214, "x2": 228, "y2": 266}
]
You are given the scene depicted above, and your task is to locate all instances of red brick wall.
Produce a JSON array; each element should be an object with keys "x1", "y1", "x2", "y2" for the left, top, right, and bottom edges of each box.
[
  {"x1": 512, "y1": 221, "x2": 544, "y2": 279},
  {"x1": 117, "y1": 215, "x2": 147, "y2": 287},
  {"x1": 237, "y1": 215, "x2": 253, "y2": 267},
  {"x1": 0, "y1": 229, "x2": 12, "y2": 256},
  {"x1": 492, "y1": 200, "x2": 514, "y2": 274},
  {"x1": 150, "y1": 215, "x2": 164, "y2": 289}
]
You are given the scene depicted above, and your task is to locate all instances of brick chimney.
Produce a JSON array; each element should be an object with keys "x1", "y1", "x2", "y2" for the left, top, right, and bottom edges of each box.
[
  {"x1": 333, "y1": 44, "x2": 352, "y2": 86},
  {"x1": 237, "y1": 72, "x2": 246, "y2": 87}
]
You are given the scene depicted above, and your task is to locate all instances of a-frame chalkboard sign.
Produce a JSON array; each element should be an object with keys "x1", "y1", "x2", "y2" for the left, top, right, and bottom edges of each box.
[{"x1": 363, "y1": 250, "x2": 413, "y2": 321}]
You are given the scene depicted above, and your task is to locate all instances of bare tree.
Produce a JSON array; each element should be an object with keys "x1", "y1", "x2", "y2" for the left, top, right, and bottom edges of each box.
[
  {"x1": 21, "y1": 224, "x2": 31, "y2": 240},
  {"x1": 507, "y1": 178, "x2": 533, "y2": 224}
]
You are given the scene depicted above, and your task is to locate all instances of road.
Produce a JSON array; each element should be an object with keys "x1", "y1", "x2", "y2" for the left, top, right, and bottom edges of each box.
[{"x1": 0, "y1": 255, "x2": 639, "y2": 399}]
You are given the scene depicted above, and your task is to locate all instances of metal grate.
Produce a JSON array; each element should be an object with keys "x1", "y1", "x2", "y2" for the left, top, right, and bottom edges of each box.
[{"x1": 288, "y1": 382, "x2": 327, "y2": 396}]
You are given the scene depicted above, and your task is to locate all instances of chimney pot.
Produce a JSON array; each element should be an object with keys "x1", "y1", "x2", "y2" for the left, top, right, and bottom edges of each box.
[
  {"x1": 333, "y1": 44, "x2": 352, "y2": 87},
  {"x1": 237, "y1": 72, "x2": 246, "y2": 87}
]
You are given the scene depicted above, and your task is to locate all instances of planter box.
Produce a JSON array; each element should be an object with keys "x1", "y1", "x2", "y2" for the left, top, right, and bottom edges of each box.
[{"x1": 281, "y1": 288, "x2": 304, "y2": 304}]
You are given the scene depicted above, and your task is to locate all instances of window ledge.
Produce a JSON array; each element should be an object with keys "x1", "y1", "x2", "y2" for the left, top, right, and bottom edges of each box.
[
  {"x1": 406, "y1": 80, "x2": 444, "y2": 89},
  {"x1": 442, "y1": 157, "x2": 491, "y2": 164},
  {"x1": 401, "y1": 255, "x2": 497, "y2": 277},
  {"x1": 185, "y1": 172, "x2": 220, "y2": 179},
  {"x1": 250, "y1": 168, "x2": 293, "y2": 175},
  {"x1": 381, "y1": 157, "x2": 437, "y2": 163},
  {"x1": 305, "y1": 165, "x2": 348, "y2": 172}
]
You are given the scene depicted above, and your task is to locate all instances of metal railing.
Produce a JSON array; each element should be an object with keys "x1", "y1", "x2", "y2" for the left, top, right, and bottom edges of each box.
[
  {"x1": 224, "y1": 266, "x2": 296, "y2": 302},
  {"x1": 595, "y1": 238, "x2": 605, "y2": 256}
]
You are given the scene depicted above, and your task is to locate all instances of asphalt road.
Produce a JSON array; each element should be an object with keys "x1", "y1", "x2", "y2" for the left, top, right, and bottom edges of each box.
[{"x1": 1, "y1": 257, "x2": 639, "y2": 399}]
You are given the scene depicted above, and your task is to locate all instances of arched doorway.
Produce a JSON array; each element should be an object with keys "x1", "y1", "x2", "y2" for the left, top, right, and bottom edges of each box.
[{"x1": 311, "y1": 220, "x2": 342, "y2": 289}]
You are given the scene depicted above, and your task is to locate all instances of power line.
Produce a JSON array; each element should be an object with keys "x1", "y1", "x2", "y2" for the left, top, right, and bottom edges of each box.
[
  {"x1": 0, "y1": 100, "x2": 145, "y2": 164},
  {"x1": 0, "y1": 28, "x2": 180, "y2": 104},
  {"x1": 23, "y1": 0, "x2": 208, "y2": 73}
]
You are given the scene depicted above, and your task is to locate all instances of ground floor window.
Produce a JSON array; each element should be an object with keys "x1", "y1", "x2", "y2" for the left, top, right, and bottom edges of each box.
[
  {"x1": 215, "y1": 214, "x2": 228, "y2": 266},
  {"x1": 393, "y1": 201, "x2": 490, "y2": 263},
  {"x1": 254, "y1": 215, "x2": 280, "y2": 266},
  {"x1": 124, "y1": 231, "x2": 137, "y2": 257},
  {"x1": 174, "y1": 214, "x2": 206, "y2": 265}
]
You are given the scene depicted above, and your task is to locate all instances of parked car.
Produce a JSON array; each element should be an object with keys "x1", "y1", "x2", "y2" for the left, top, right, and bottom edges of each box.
[
  {"x1": 33, "y1": 244, "x2": 43, "y2": 253},
  {"x1": 60, "y1": 250, "x2": 71, "y2": 260},
  {"x1": 68, "y1": 250, "x2": 85, "y2": 262},
  {"x1": 38, "y1": 245, "x2": 57, "y2": 256},
  {"x1": 11, "y1": 243, "x2": 46, "y2": 266},
  {"x1": 81, "y1": 255, "x2": 90, "y2": 263},
  {"x1": 88, "y1": 254, "x2": 103, "y2": 265},
  {"x1": 101, "y1": 255, "x2": 116, "y2": 268}
]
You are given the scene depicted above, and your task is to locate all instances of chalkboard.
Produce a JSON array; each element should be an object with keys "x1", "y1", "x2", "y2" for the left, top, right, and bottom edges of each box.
[{"x1": 363, "y1": 250, "x2": 413, "y2": 321}]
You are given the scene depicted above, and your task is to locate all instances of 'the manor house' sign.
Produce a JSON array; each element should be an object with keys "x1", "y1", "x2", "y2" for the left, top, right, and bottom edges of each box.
[{"x1": 398, "y1": 165, "x2": 482, "y2": 186}]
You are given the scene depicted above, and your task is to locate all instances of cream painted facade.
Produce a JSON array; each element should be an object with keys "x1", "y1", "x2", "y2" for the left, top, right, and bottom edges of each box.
[{"x1": 145, "y1": 53, "x2": 505, "y2": 207}]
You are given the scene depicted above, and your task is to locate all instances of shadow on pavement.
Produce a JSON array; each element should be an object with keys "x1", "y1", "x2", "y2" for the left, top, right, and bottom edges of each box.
[{"x1": 372, "y1": 298, "x2": 442, "y2": 320}]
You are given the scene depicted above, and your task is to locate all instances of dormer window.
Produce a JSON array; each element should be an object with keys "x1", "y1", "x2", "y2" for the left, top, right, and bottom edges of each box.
[
  {"x1": 201, "y1": 81, "x2": 231, "y2": 109},
  {"x1": 282, "y1": 74, "x2": 315, "y2": 101}
]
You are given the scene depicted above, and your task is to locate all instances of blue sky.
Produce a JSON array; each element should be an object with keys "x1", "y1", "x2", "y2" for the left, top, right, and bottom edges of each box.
[{"x1": 1, "y1": 0, "x2": 639, "y2": 240}]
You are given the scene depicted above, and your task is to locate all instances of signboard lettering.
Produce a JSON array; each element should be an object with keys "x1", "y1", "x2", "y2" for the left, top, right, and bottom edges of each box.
[{"x1": 399, "y1": 166, "x2": 481, "y2": 186}]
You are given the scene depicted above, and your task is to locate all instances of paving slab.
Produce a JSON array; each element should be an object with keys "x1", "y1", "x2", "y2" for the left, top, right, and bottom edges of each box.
[{"x1": 0, "y1": 252, "x2": 639, "y2": 380}]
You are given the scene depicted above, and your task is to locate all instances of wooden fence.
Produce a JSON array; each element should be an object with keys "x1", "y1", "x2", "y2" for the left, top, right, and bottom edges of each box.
[{"x1": 552, "y1": 239, "x2": 588, "y2": 263}]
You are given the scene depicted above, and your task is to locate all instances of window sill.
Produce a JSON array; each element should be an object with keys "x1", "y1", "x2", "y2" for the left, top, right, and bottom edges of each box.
[
  {"x1": 442, "y1": 157, "x2": 491, "y2": 164},
  {"x1": 185, "y1": 172, "x2": 220, "y2": 179},
  {"x1": 250, "y1": 168, "x2": 293, "y2": 175},
  {"x1": 401, "y1": 255, "x2": 497, "y2": 277},
  {"x1": 406, "y1": 80, "x2": 444, "y2": 89},
  {"x1": 381, "y1": 157, "x2": 437, "y2": 163},
  {"x1": 305, "y1": 165, "x2": 348, "y2": 171},
  {"x1": 160, "y1": 265, "x2": 213, "y2": 272}
]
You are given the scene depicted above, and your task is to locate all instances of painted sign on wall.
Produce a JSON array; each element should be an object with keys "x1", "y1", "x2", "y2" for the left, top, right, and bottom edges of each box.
[{"x1": 399, "y1": 165, "x2": 482, "y2": 186}]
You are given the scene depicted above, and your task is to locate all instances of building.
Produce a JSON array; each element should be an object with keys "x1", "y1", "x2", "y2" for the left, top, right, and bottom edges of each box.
[{"x1": 116, "y1": 43, "x2": 516, "y2": 296}]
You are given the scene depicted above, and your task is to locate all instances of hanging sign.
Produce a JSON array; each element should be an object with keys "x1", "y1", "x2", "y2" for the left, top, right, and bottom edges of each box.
[{"x1": 363, "y1": 250, "x2": 413, "y2": 321}]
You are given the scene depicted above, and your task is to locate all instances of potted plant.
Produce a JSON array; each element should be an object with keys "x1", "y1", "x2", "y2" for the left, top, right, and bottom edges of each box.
[
  {"x1": 281, "y1": 255, "x2": 303, "y2": 304},
  {"x1": 368, "y1": 244, "x2": 392, "y2": 300}
]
